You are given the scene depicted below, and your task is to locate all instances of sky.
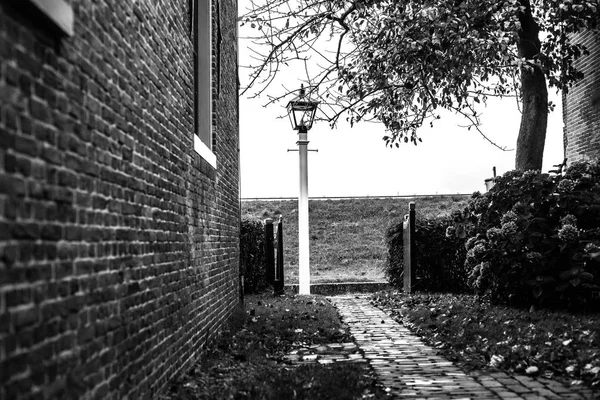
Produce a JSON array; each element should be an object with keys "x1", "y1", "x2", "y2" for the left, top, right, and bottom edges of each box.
[{"x1": 237, "y1": 19, "x2": 565, "y2": 199}]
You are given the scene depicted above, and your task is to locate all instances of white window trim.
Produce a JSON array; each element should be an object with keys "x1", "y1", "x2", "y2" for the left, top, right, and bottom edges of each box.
[
  {"x1": 194, "y1": 0, "x2": 217, "y2": 169},
  {"x1": 28, "y1": 0, "x2": 74, "y2": 36},
  {"x1": 194, "y1": 134, "x2": 217, "y2": 168}
]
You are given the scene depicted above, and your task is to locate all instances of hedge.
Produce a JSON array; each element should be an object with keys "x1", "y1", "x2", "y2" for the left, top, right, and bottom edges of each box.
[
  {"x1": 386, "y1": 216, "x2": 469, "y2": 293},
  {"x1": 240, "y1": 217, "x2": 268, "y2": 294}
]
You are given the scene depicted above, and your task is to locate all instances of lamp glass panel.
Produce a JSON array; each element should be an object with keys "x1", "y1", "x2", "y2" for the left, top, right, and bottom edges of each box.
[
  {"x1": 287, "y1": 98, "x2": 318, "y2": 130},
  {"x1": 288, "y1": 106, "x2": 297, "y2": 129}
]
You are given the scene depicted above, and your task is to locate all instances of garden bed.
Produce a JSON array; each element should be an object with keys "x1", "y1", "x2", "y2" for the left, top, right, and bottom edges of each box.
[
  {"x1": 371, "y1": 291, "x2": 600, "y2": 391},
  {"x1": 161, "y1": 293, "x2": 390, "y2": 399}
]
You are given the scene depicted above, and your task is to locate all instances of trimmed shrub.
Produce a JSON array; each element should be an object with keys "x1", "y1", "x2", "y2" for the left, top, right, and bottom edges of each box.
[
  {"x1": 386, "y1": 216, "x2": 469, "y2": 293},
  {"x1": 240, "y1": 217, "x2": 268, "y2": 294},
  {"x1": 449, "y1": 159, "x2": 600, "y2": 309}
]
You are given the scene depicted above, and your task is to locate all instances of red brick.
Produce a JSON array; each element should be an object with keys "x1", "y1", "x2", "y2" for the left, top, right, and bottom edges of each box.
[
  {"x1": 564, "y1": 31, "x2": 600, "y2": 162},
  {"x1": 12, "y1": 306, "x2": 39, "y2": 328},
  {"x1": 0, "y1": 1, "x2": 240, "y2": 399}
]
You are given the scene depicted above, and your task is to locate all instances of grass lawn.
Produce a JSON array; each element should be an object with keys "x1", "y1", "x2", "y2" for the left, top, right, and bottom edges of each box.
[
  {"x1": 371, "y1": 291, "x2": 600, "y2": 391},
  {"x1": 242, "y1": 195, "x2": 468, "y2": 284},
  {"x1": 162, "y1": 293, "x2": 390, "y2": 399}
]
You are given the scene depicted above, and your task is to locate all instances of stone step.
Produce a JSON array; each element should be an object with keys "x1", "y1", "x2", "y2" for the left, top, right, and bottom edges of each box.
[{"x1": 285, "y1": 281, "x2": 389, "y2": 295}]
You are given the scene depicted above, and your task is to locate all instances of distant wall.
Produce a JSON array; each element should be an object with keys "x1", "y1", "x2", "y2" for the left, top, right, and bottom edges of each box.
[
  {"x1": 563, "y1": 31, "x2": 600, "y2": 162},
  {"x1": 0, "y1": 1, "x2": 240, "y2": 399}
]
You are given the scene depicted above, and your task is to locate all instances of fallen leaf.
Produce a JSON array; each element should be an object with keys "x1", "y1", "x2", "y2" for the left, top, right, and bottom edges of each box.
[
  {"x1": 543, "y1": 370, "x2": 554, "y2": 379},
  {"x1": 489, "y1": 354, "x2": 505, "y2": 367},
  {"x1": 526, "y1": 366, "x2": 539, "y2": 375}
]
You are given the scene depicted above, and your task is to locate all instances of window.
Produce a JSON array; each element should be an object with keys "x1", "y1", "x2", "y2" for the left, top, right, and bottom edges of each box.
[{"x1": 193, "y1": 0, "x2": 217, "y2": 168}]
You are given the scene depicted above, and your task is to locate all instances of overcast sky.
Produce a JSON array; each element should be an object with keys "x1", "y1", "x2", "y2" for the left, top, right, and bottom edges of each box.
[{"x1": 237, "y1": 22, "x2": 565, "y2": 199}]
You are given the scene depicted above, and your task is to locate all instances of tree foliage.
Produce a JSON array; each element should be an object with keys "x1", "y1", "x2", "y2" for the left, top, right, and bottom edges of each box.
[{"x1": 240, "y1": 0, "x2": 599, "y2": 167}]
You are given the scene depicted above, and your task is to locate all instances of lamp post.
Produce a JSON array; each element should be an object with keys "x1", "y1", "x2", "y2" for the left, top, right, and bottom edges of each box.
[{"x1": 287, "y1": 85, "x2": 319, "y2": 295}]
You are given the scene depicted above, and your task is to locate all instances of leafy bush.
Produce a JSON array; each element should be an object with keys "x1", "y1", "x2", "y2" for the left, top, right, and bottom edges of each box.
[
  {"x1": 449, "y1": 159, "x2": 600, "y2": 309},
  {"x1": 240, "y1": 217, "x2": 268, "y2": 294},
  {"x1": 386, "y1": 216, "x2": 469, "y2": 293}
]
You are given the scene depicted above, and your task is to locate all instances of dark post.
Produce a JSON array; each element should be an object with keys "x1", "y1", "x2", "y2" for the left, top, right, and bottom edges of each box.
[
  {"x1": 403, "y1": 202, "x2": 416, "y2": 293},
  {"x1": 274, "y1": 216, "x2": 285, "y2": 295},
  {"x1": 239, "y1": 274, "x2": 244, "y2": 306},
  {"x1": 264, "y1": 218, "x2": 275, "y2": 285}
]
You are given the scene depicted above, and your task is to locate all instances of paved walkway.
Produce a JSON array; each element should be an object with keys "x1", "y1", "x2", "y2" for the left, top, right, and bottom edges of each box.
[{"x1": 329, "y1": 295, "x2": 598, "y2": 400}]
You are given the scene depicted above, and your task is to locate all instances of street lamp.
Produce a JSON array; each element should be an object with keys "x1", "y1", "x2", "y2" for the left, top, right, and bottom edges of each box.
[{"x1": 287, "y1": 85, "x2": 319, "y2": 295}]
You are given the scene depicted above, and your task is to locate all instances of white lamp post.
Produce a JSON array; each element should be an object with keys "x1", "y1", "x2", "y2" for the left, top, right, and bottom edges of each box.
[{"x1": 287, "y1": 85, "x2": 319, "y2": 295}]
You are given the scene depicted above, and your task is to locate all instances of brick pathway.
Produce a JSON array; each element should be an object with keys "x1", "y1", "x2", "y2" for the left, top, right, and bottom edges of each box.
[{"x1": 330, "y1": 295, "x2": 598, "y2": 400}]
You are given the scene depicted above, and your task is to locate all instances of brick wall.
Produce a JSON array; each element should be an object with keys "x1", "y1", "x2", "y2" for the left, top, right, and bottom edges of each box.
[
  {"x1": 563, "y1": 31, "x2": 600, "y2": 162},
  {"x1": 0, "y1": 1, "x2": 240, "y2": 399}
]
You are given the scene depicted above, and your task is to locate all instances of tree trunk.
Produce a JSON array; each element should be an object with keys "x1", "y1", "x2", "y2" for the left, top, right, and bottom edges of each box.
[{"x1": 515, "y1": 1, "x2": 548, "y2": 171}]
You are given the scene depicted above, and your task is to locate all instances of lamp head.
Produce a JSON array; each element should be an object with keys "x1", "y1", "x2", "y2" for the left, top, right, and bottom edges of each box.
[{"x1": 286, "y1": 84, "x2": 319, "y2": 131}]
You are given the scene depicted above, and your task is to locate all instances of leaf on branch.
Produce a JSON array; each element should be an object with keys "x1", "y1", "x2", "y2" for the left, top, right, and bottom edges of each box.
[{"x1": 240, "y1": 0, "x2": 599, "y2": 151}]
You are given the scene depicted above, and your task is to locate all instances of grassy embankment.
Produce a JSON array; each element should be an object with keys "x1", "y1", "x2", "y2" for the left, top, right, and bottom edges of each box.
[{"x1": 242, "y1": 195, "x2": 469, "y2": 284}]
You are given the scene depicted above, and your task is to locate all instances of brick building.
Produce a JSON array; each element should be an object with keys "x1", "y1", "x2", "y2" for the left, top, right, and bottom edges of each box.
[
  {"x1": 563, "y1": 31, "x2": 600, "y2": 162},
  {"x1": 0, "y1": 1, "x2": 240, "y2": 399}
]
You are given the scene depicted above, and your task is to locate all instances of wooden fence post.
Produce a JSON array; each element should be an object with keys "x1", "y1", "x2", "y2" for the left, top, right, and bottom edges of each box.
[
  {"x1": 264, "y1": 218, "x2": 275, "y2": 285},
  {"x1": 403, "y1": 202, "x2": 415, "y2": 293},
  {"x1": 274, "y1": 216, "x2": 285, "y2": 295}
]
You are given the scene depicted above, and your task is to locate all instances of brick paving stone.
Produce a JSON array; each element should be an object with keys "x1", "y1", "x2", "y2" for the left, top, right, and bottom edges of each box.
[{"x1": 329, "y1": 295, "x2": 599, "y2": 400}]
